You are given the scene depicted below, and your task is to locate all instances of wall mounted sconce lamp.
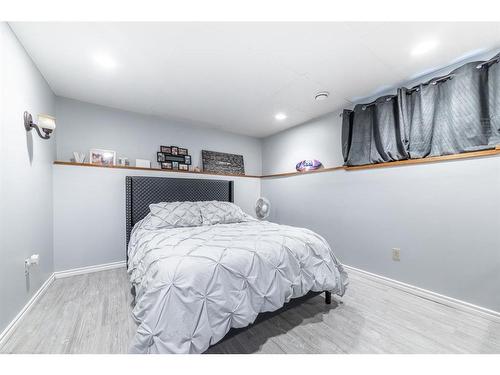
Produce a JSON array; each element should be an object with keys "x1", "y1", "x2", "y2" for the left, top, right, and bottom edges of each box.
[{"x1": 24, "y1": 111, "x2": 56, "y2": 140}]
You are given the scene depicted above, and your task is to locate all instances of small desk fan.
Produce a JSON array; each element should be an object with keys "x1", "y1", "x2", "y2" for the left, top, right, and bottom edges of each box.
[{"x1": 255, "y1": 197, "x2": 271, "y2": 220}]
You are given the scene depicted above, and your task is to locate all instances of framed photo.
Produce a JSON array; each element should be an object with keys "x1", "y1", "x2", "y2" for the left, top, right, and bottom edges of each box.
[
  {"x1": 157, "y1": 152, "x2": 166, "y2": 162},
  {"x1": 161, "y1": 161, "x2": 172, "y2": 169},
  {"x1": 179, "y1": 163, "x2": 188, "y2": 171},
  {"x1": 178, "y1": 148, "x2": 188, "y2": 156},
  {"x1": 184, "y1": 155, "x2": 191, "y2": 165},
  {"x1": 89, "y1": 149, "x2": 116, "y2": 166},
  {"x1": 160, "y1": 146, "x2": 172, "y2": 154},
  {"x1": 171, "y1": 146, "x2": 178, "y2": 155}
]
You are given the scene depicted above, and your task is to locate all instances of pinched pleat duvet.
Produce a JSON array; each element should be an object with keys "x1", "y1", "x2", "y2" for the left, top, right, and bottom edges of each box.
[{"x1": 127, "y1": 218, "x2": 348, "y2": 354}]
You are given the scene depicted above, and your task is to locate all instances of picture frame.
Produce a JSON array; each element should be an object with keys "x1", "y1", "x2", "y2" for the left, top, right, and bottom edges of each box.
[
  {"x1": 89, "y1": 149, "x2": 116, "y2": 166},
  {"x1": 157, "y1": 145, "x2": 191, "y2": 169},
  {"x1": 157, "y1": 152, "x2": 166, "y2": 162},
  {"x1": 160, "y1": 146, "x2": 172, "y2": 154},
  {"x1": 161, "y1": 161, "x2": 173, "y2": 169},
  {"x1": 202, "y1": 150, "x2": 245, "y2": 175}
]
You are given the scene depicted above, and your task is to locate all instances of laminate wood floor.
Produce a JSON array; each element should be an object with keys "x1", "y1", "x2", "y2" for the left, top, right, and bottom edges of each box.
[{"x1": 1, "y1": 267, "x2": 499, "y2": 354}]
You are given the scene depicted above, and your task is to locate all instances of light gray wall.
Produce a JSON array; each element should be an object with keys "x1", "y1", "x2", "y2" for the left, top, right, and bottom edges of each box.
[
  {"x1": 53, "y1": 165, "x2": 261, "y2": 271},
  {"x1": 52, "y1": 96, "x2": 264, "y2": 271},
  {"x1": 262, "y1": 113, "x2": 500, "y2": 312},
  {"x1": 55, "y1": 97, "x2": 263, "y2": 175},
  {"x1": 262, "y1": 111, "x2": 344, "y2": 175},
  {"x1": 0, "y1": 23, "x2": 55, "y2": 334}
]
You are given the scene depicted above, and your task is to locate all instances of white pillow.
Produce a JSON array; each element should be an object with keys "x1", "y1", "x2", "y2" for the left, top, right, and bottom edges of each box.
[
  {"x1": 197, "y1": 201, "x2": 245, "y2": 225},
  {"x1": 142, "y1": 201, "x2": 202, "y2": 229}
]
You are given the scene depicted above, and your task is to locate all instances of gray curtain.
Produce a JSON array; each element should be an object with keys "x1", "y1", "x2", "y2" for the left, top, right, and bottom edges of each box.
[
  {"x1": 401, "y1": 60, "x2": 495, "y2": 159},
  {"x1": 488, "y1": 54, "x2": 500, "y2": 146},
  {"x1": 342, "y1": 53, "x2": 500, "y2": 166},
  {"x1": 342, "y1": 95, "x2": 409, "y2": 166},
  {"x1": 341, "y1": 109, "x2": 353, "y2": 163}
]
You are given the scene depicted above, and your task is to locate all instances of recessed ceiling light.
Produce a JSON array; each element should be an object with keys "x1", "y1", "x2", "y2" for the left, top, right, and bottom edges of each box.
[
  {"x1": 274, "y1": 113, "x2": 287, "y2": 121},
  {"x1": 314, "y1": 91, "x2": 329, "y2": 101},
  {"x1": 411, "y1": 40, "x2": 439, "y2": 57},
  {"x1": 92, "y1": 53, "x2": 117, "y2": 69}
]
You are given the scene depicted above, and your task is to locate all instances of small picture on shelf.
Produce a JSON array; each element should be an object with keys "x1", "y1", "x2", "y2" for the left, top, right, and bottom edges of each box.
[
  {"x1": 178, "y1": 148, "x2": 188, "y2": 156},
  {"x1": 157, "y1": 152, "x2": 166, "y2": 162},
  {"x1": 179, "y1": 163, "x2": 188, "y2": 171},
  {"x1": 171, "y1": 146, "x2": 178, "y2": 155},
  {"x1": 160, "y1": 146, "x2": 172, "y2": 154},
  {"x1": 89, "y1": 149, "x2": 116, "y2": 166},
  {"x1": 172, "y1": 161, "x2": 179, "y2": 170},
  {"x1": 161, "y1": 161, "x2": 173, "y2": 169},
  {"x1": 184, "y1": 155, "x2": 191, "y2": 165}
]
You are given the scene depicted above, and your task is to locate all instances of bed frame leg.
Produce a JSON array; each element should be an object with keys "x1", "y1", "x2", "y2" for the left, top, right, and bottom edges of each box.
[{"x1": 325, "y1": 291, "x2": 331, "y2": 304}]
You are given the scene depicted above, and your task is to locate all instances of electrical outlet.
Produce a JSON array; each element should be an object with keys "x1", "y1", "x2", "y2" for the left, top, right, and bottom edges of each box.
[
  {"x1": 392, "y1": 248, "x2": 401, "y2": 261},
  {"x1": 24, "y1": 254, "x2": 40, "y2": 276}
]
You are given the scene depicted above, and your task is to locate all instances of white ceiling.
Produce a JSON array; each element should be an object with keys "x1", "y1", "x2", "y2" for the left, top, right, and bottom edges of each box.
[{"x1": 10, "y1": 22, "x2": 500, "y2": 138}]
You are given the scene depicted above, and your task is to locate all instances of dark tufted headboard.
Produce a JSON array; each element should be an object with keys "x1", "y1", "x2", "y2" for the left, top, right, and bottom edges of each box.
[{"x1": 125, "y1": 176, "x2": 234, "y2": 258}]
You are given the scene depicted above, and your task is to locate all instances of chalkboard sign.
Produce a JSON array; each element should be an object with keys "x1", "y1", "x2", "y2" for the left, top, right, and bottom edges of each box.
[{"x1": 202, "y1": 150, "x2": 245, "y2": 175}]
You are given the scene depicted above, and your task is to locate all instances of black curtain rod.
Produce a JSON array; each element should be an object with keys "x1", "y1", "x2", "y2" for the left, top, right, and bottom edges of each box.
[{"x1": 342, "y1": 52, "x2": 500, "y2": 112}]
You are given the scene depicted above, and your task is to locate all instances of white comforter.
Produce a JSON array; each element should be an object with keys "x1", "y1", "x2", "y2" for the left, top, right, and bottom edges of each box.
[{"x1": 127, "y1": 218, "x2": 348, "y2": 354}]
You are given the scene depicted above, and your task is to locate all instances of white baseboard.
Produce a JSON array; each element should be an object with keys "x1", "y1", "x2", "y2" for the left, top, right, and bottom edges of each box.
[
  {"x1": 344, "y1": 264, "x2": 500, "y2": 322},
  {"x1": 54, "y1": 260, "x2": 126, "y2": 279},
  {"x1": 0, "y1": 273, "x2": 55, "y2": 347}
]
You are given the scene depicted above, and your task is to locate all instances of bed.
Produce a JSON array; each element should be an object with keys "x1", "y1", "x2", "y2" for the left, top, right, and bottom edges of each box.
[{"x1": 126, "y1": 176, "x2": 348, "y2": 354}]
